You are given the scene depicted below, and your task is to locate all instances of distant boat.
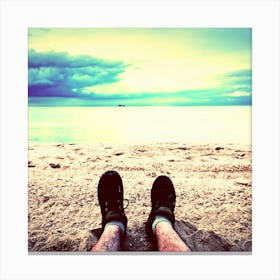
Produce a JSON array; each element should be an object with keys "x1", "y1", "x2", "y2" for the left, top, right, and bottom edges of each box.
[{"x1": 118, "y1": 104, "x2": 126, "y2": 107}]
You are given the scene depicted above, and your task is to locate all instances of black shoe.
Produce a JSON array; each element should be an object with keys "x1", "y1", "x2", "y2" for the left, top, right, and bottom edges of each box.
[
  {"x1": 97, "y1": 170, "x2": 127, "y2": 230},
  {"x1": 146, "y1": 175, "x2": 176, "y2": 238}
]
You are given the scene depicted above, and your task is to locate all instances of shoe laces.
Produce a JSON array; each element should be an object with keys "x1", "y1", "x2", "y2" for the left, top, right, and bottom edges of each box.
[
  {"x1": 104, "y1": 199, "x2": 122, "y2": 213},
  {"x1": 103, "y1": 197, "x2": 129, "y2": 214},
  {"x1": 154, "y1": 193, "x2": 175, "y2": 210}
]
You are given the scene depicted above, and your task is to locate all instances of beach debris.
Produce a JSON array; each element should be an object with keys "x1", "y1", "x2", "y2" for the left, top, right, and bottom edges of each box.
[
  {"x1": 43, "y1": 195, "x2": 50, "y2": 203},
  {"x1": 234, "y1": 181, "x2": 250, "y2": 187},
  {"x1": 234, "y1": 152, "x2": 246, "y2": 159},
  {"x1": 146, "y1": 171, "x2": 157, "y2": 177},
  {"x1": 177, "y1": 146, "x2": 189, "y2": 150},
  {"x1": 56, "y1": 144, "x2": 64, "y2": 148},
  {"x1": 215, "y1": 147, "x2": 224, "y2": 151},
  {"x1": 115, "y1": 152, "x2": 124, "y2": 156},
  {"x1": 49, "y1": 163, "x2": 61, "y2": 169},
  {"x1": 28, "y1": 161, "x2": 36, "y2": 168},
  {"x1": 137, "y1": 148, "x2": 146, "y2": 152}
]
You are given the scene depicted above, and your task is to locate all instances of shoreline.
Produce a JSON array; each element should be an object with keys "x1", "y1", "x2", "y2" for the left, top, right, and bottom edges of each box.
[{"x1": 28, "y1": 142, "x2": 252, "y2": 251}]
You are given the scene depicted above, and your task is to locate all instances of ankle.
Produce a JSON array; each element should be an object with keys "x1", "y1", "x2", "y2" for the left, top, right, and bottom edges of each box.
[
  {"x1": 152, "y1": 215, "x2": 173, "y2": 235},
  {"x1": 105, "y1": 220, "x2": 126, "y2": 235}
]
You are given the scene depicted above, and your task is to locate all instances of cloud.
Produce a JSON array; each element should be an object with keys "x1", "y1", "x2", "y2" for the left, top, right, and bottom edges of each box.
[
  {"x1": 226, "y1": 91, "x2": 251, "y2": 97},
  {"x1": 28, "y1": 49, "x2": 252, "y2": 106},
  {"x1": 217, "y1": 69, "x2": 251, "y2": 99},
  {"x1": 29, "y1": 86, "x2": 251, "y2": 107},
  {"x1": 28, "y1": 49, "x2": 129, "y2": 97},
  {"x1": 220, "y1": 69, "x2": 251, "y2": 89}
]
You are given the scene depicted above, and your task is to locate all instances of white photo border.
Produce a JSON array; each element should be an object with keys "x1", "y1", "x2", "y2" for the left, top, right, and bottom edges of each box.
[{"x1": 0, "y1": 0, "x2": 279, "y2": 279}]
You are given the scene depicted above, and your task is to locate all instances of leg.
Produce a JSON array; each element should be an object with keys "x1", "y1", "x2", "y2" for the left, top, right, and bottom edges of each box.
[
  {"x1": 146, "y1": 175, "x2": 191, "y2": 252},
  {"x1": 154, "y1": 221, "x2": 191, "y2": 252},
  {"x1": 91, "y1": 224, "x2": 122, "y2": 252},
  {"x1": 91, "y1": 171, "x2": 127, "y2": 252}
]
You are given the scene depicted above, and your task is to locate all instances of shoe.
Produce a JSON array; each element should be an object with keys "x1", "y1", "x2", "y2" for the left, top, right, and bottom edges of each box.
[
  {"x1": 97, "y1": 170, "x2": 127, "y2": 230},
  {"x1": 146, "y1": 175, "x2": 176, "y2": 238}
]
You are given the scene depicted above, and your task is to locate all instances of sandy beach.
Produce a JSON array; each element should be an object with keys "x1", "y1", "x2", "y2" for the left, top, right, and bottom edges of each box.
[{"x1": 28, "y1": 142, "x2": 252, "y2": 252}]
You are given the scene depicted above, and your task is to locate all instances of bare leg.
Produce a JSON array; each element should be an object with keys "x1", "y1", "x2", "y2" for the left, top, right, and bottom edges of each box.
[
  {"x1": 155, "y1": 222, "x2": 191, "y2": 252},
  {"x1": 91, "y1": 224, "x2": 122, "y2": 252}
]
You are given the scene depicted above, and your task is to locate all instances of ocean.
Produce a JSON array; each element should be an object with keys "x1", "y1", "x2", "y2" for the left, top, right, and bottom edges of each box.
[{"x1": 28, "y1": 106, "x2": 251, "y2": 145}]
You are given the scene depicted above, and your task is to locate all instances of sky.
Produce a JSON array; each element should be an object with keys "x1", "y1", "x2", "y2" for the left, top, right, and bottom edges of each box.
[{"x1": 28, "y1": 28, "x2": 252, "y2": 106}]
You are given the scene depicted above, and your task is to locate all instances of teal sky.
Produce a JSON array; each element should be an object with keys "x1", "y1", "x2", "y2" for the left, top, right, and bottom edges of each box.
[{"x1": 28, "y1": 28, "x2": 252, "y2": 106}]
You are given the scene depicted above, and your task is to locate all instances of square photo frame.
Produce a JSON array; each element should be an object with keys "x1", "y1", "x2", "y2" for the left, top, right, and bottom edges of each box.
[{"x1": 0, "y1": 0, "x2": 279, "y2": 279}]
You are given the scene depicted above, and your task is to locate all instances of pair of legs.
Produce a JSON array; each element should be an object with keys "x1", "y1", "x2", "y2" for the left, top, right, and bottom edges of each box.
[
  {"x1": 91, "y1": 171, "x2": 191, "y2": 252},
  {"x1": 91, "y1": 221, "x2": 190, "y2": 252}
]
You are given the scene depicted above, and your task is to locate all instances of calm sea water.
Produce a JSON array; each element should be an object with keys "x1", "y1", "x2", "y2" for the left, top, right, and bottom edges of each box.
[{"x1": 28, "y1": 106, "x2": 251, "y2": 144}]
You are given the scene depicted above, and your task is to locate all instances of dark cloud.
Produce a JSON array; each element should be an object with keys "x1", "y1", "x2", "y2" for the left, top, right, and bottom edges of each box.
[
  {"x1": 221, "y1": 69, "x2": 252, "y2": 90},
  {"x1": 28, "y1": 49, "x2": 129, "y2": 97}
]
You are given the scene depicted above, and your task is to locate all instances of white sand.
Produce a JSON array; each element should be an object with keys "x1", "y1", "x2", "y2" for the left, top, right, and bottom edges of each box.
[{"x1": 28, "y1": 142, "x2": 252, "y2": 251}]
